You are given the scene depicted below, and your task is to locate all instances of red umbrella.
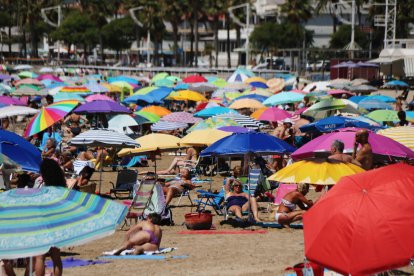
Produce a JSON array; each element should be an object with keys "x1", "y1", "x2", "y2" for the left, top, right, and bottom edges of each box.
[
  {"x1": 183, "y1": 75, "x2": 208, "y2": 83},
  {"x1": 303, "y1": 163, "x2": 414, "y2": 276}
]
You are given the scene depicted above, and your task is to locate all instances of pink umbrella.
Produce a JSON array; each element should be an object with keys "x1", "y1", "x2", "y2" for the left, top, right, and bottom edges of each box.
[
  {"x1": 15, "y1": 79, "x2": 44, "y2": 87},
  {"x1": 292, "y1": 128, "x2": 414, "y2": 161},
  {"x1": 85, "y1": 94, "x2": 115, "y2": 102},
  {"x1": 161, "y1": 111, "x2": 202, "y2": 124},
  {"x1": 37, "y1": 74, "x2": 63, "y2": 82},
  {"x1": 0, "y1": 96, "x2": 26, "y2": 106},
  {"x1": 258, "y1": 107, "x2": 292, "y2": 122},
  {"x1": 328, "y1": 89, "x2": 355, "y2": 96},
  {"x1": 294, "y1": 107, "x2": 308, "y2": 115}
]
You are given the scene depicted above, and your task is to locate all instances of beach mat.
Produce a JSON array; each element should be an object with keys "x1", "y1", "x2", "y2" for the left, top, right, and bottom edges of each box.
[
  {"x1": 257, "y1": 222, "x2": 303, "y2": 229},
  {"x1": 100, "y1": 255, "x2": 188, "y2": 260},
  {"x1": 45, "y1": 257, "x2": 109, "y2": 268},
  {"x1": 177, "y1": 230, "x2": 268, "y2": 235}
]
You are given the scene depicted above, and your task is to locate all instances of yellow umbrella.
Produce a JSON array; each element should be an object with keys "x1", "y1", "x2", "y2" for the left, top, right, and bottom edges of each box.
[
  {"x1": 244, "y1": 77, "x2": 267, "y2": 84},
  {"x1": 266, "y1": 78, "x2": 285, "y2": 93},
  {"x1": 118, "y1": 133, "x2": 181, "y2": 157},
  {"x1": 250, "y1": 107, "x2": 268, "y2": 120},
  {"x1": 377, "y1": 126, "x2": 414, "y2": 151},
  {"x1": 168, "y1": 90, "x2": 207, "y2": 102},
  {"x1": 178, "y1": 129, "x2": 231, "y2": 146},
  {"x1": 229, "y1": 98, "x2": 265, "y2": 109},
  {"x1": 141, "y1": 105, "x2": 171, "y2": 117},
  {"x1": 268, "y1": 160, "x2": 365, "y2": 185},
  {"x1": 101, "y1": 83, "x2": 122, "y2": 93}
]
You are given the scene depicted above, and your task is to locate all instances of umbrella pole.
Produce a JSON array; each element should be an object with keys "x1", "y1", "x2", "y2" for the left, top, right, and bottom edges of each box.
[
  {"x1": 98, "y1": 151, "x2": 104, "y2": 194},
  {"x1": 29, "y1": 256, "x2": 33, "y2": 276},
  {"x1": 247, "y1": 154, "x2": 252, "y2": 222}
]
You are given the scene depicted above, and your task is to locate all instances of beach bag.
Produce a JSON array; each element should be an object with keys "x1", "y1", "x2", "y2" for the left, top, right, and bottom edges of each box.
[
  {"x1": 160, "y1": 206, "x2": 174, "y2": 226},
  {"x1": 285, "y1": 262, "x2": 324, "y2": 276}
]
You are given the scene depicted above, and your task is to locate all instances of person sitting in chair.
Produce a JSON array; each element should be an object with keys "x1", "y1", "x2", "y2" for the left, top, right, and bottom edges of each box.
[
  {"x1": 225, "y1": 178, "x2": 261, "y2": 222},
  {"x1": 270, "y1": 183, "x2": 313, "y2": 225},
  {"x1": 163, "y1": 168, "x2": 195, "y2": 205},
  {"x1": 157, "y1": 147, "x2": 198, "y2": 175},
  {"x1": 108, "y1": 213, "x2": 162, "y2": 255}
]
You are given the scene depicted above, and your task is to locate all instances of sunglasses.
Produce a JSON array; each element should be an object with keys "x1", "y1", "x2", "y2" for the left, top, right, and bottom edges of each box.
[{"x1": 233, "y1": 184, "x2": 242, "y2": 187}]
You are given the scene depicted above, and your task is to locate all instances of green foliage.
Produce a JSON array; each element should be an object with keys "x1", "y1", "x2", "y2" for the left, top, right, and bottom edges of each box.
[
  {"x1": 102, "y1": 17, "x2": 135, "y2": 51},
  {"x1": 52, "y1": 10, "x2": 98, "y2": 48},
  {"x1": 250, "y1": 22, "x2": 313, "y2": 51},
  {"x1": 330, "y1": 24, "x2": 369, "y2": 49},
  {"x1": 0, "y1": 11, "x2": 12, "y2": 28}
]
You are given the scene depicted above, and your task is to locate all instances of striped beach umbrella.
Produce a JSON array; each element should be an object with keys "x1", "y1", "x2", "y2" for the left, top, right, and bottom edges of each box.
[
  {"x1": 161, "y1": 112, "x2": 202, "y2": 124},
  {"x1": 150, "y1": 121, "x2": 188, "y2": 132},
  {"x1": 377, "y1": 126, "x2": 414, "y2": 151},
  {"x1": 134, "y1": 111, "x2": 160, "y2": 123},
  {"x1": 187, "y1": 117, "x2": 241, "y2": 132},
  {"x1": 69, "y1": 129, "x2": 139, "y2": 148},
  {"x1": 0, "y1": 187, "x2": 127, "y2": 259},
  {"x1": 60, "y1": 86, "x2": 91, "y2": 94},
  {"x1": 24, "y1": 100, "x2": 79, "y2": 137},
  {"x1": 215, "y1": 113, "x2": 264, "y2": 130}
]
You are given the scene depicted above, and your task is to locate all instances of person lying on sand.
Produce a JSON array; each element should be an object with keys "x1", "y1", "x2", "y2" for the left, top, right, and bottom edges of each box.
[
  {"x1": 269, "y1": 183, "x2": 313, "y2": 225},
  {"x1": 107, "y1": 213, "x2": 162, "y2": 255}
]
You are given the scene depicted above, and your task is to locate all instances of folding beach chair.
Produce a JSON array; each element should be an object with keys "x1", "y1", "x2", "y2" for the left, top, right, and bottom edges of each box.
[
  {"x1": 195, "y1": 187, "x2": 226, "y2": 215},
  {"x1": 109, "y1": 169, "x2": 138, "y2": 199},
  {"x1": 120, "y1": 174, "x2": 157, "y2": 229}
]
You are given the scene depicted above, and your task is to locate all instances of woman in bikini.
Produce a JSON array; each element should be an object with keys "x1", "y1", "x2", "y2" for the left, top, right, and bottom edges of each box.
[
  {"x1": 271, "y1": 183, "x2": 313, "y2": 225},
  {"x1": 110, "y1": 213, "x2": 162, "y2": 255},
  {"x1": 163, "y1": 168, "x2": 195, "y2": 205},
  {"x1": 157, "y1": 147, "x2": 198, "y2": 175}
]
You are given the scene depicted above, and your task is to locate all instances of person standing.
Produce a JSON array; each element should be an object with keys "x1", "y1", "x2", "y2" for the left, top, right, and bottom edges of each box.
[{"x1": 352, "y1": 130, "x2": 373, "y2": 170}]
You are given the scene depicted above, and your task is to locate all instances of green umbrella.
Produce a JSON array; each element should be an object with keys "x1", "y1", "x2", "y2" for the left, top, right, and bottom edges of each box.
[
  {"x1": 151, "y1": 72, "x2": 169, "y2": 83},
  {"x1": 134, "y1": 110, "x2": 160, "y2": 123},
  {"x1": 154, "y1": 78, "x2": 175, "y2": 88},
  {"x1": 366, "y1": 110, "x2": 398, "y2": 122},
  {"x1": 133, "y1": 86, "x2": 157, "y2": 95},
  {"x1": 211, "y1": 78, "x2": 227, "y2": 88},
  {"x1": 303, "y1": 99, "x2": 365, "y2": 119},
  {"x1": 18, "y1": 71, "x2": 38, "y2": 79},
  {"x1": 187, "y1": 117, "x2": 240, "y2": 132},
  {"x1": 166, "y1": 76, "x2": 181, "y2": 83},
  {"x1": 305, "y1": 98, "x2": 347, "y2": 112}
]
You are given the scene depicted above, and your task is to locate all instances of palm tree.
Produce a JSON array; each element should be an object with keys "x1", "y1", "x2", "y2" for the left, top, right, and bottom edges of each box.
[{"x1": 315, "y1": 0, "x2": 339, "y2": 33}]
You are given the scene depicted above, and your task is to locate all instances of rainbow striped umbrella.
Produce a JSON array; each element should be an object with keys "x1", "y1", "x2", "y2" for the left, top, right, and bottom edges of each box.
[
  {"x1": 0, "y1": 186, "x2": 127, "y2": 259},
  {"x1": 59, "y1": 86, "x2": 91, "y2": 93},
  {"x1": 24, "y1": 100, "x2": 79, "y2": 137}
]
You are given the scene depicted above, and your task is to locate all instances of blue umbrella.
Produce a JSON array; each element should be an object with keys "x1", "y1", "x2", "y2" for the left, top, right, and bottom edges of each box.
[
  {"x1": 358, "y1": 98, "x2": 393, "y2": 110},
  {"x1": 0, "y1": 130, "x2": 42, "y2": 172},
  {"x1": 54, "y1": 93, "x2": 85, "y2": 102},
  {"x1": 349, "y1": 95, "x2": 367, "y2": 104},
  {"x1": 232, "y1": 94, "x2": 268, "y2": 103},
  {"x1": 263, "y1": 92, "x2": 304, "y2": 106},
  {"x1": 299, "y1": 116, "x2": 374, "y2": 133},
  {"x1": 123, "y1": 94, "x2": 160, "y2": 104},
  {"x1": 367, "y1": 94, "x2": 396, "y2": 103},
  {"x1": 194, "y1": 106, "x2": 238, "y2": 118},
  {"x1": 174, "y1": 83, "x2": 190, "y2": 90},
  {"x1": 249, "y1": 82, "x2": 268, "y2": 89},
  {"x1": 384, "y1": 80, "x2": 409, "y2": 87},
  {"x1": 108, "y1": 76, "x2": 140, "y2": 85},
  {"x1": 200, "y1": 132, "x2": 296, "y2": 157}
]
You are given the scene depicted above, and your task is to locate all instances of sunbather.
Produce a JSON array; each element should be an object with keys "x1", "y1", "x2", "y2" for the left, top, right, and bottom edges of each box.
[
  {"x1": 110, "y1": 213, "x2": 162, "y2": 255},
  {"x1": 270, "y1": 183, "x2": 313, "y2": 225},
  {"x1": 157, "y1": 147, "x2": 198, "y2": 175},
  {"x1": 163, "y1": 168, "x2": 195, "y2": 205},
  {"x1": 225, "y1": 178, "x2": 261, "y2": 222}
]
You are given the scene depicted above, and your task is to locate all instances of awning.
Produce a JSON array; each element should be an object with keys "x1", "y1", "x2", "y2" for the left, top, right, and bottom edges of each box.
[
  {"x1": 368, "y1": 57, "x2": 402, "y2": 64},
  {"x1": 404, "y1": 57, "x2": 414, "y2": 77}
]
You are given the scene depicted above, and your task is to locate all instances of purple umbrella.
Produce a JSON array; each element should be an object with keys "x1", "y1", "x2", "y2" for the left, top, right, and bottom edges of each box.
[
  {"x1": 37, "y1": 74, "x2": 63, "y2": 82},
  {"x1": 0, "y1": 74, "x2": 12, "y2": 81},
  {"x1": 73, "y1": 100, "x2": 131, "y2": 114},
  {"x1": 0, "y1": 96, "x2": 26, "y2": 106},
  {"x1": 332, "y1": 61, "x2": 358, "y2": 69},
  {"x1": 218, "y1": 126, "x2": 251, "y2": 133},
  {"x1": 292, "y1": 128, "x2": 414, "y2": 161},
  {"x1": 161, "y1": 112, "x2": 202, "y2": 124}
]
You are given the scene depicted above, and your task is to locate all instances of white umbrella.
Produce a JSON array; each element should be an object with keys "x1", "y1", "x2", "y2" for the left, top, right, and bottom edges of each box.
[
  {"x1": 150, "y1": 121, "x2": 188, "y2": 132},
  {"x1": 14, "y1": 64, "x2": 33, "y2": 71},
  {"x1": 54, "y1": 68, "x2": 64, "y2": 73},
  {"x1": 108, "y1": 115, "x2": 139, "y2": 134},
  {"x1": 303, "y1": 81, "x2": 331, "y2": 92},
  {"x1": 215, "y1": 113, "x2": 263, "y2": 130},
  {"x1": 39, "y1": 67, "x2": 54, "y2": 73},
  {"x1": 0, "y1": 106, "x2": 39, "y2": 119}
]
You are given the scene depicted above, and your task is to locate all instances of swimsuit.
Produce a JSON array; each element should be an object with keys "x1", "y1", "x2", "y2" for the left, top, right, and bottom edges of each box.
[
  {"x1": 144, "y1": 229, "x2": 159, "y2": 245},
  {"x1": 281, "y1": 198, "x2": 296, "y2": 211},
  {"x1": 226, "y1": 195, "x2": 248, "y2": 208}
]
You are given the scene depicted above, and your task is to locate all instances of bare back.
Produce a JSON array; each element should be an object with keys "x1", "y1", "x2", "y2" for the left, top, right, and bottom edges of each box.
[
  {"x1": 355, "y1": 143, "x2": 373, "y2": 170},
  {"x1": 328, "y1": 153, "x2": 353, "y2": 163}
]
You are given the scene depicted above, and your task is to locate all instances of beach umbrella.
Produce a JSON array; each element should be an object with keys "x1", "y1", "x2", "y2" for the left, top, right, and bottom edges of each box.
[
  {"x1": 227, "y1": 70, "x2": 251, "y2": 83},
  {"x1": 358, "y1": 98, "x2": 393, "y2": 110},
  {"x1": 154, "y1": 78, "x2": 175, "y2": 88},
  {"x1": 0, "y1": 106, "x2": 39, "y2": 119},
  {"x1": 263, "y1": 92, "x2": 304, "y2": 106},
  {"x1": 0, "y1": 65, "x2": 9, "y2": 71},
  {"x1": 245, "y1": 77, "x2": 267, "y2": 84},
  {"x1": 161, "y1": 112, "x2": 202, "y2": 124},
  {"x1": 133, "y1": 86, "x2": 157, "y2": 95},
  {"x1": 211, "y1": 78, "x2": 227, "y2": 88},
  {"x1": 0, "y1": 129, "x2": 42, "y2": 172},
  {"x1": 215, "y1": 113, "x2": 263, "y2": 130},
  {"x1": 13, "y1": 86, "x2": 48, "y2": 96},
  {"x1": 0, "y1": 96, "x2": 26, "y2": 106},
  {"x1": 243, "y1": 88, "x2": 273, "y2": 97},
  {"x1": 303, "y1": 81, "x2": 331, "y2": 93},
  {"x1": 24, "y1": 100, "x2": 79, "y2": 137},
  {"x1": 268, "y1": 159, "x2": 365, "y2": 185},
  {"x1": 291, "y1": 128, "x2": 414, "y2": 161},
  {"x1": 0, "y1": 186, "x2": 127, "y2": 259},
  {"x1": 18, "y1": 71, "x2": 38, "y2": 79},
  {"x1": 182, "y1": 75, "x2": 208, "y2": 83},
  {"x1": 59, "y1": 86, "x2": 91, "y2": 94},
  {"x1": 195, "y1": 101, "x2": 222, "y2": 112},
  {"x1": 69, "y1": 129, "x2": 139, "y2": 149},
  {"x1": 348, "y1": 95, "x2": 367, "y2": 104},
  {"x1": 85, "y1": 83, "x2": 109, "y2": 93},
  {"x1": 303, "y1": 164, "x2": 414, "y2": 275},
  {"x1": 73, "y1": 100, "x2": 130, "y2": 115},
  {"x1": 110, "y1": 81, "x2": 136, "y2": 94},
  {"x1": 329, "y1": 78, "x2": 352, "y2": 85},
  {"x1": 299, "y1": 116, "x2": 374, "y2": 133},
  {"x1": 346, "y1": 84, "x2": 377, "y2": 94},
  {"x1": 150, "y1": 121, "x2": 188, "y2": 132},
  {"x1": 108, "y1": 114, "x2": 139, "y2": 134},
  {"x1": 194, "y1": 106, "x2": 238, "y2": 118},
  {"x1": 134, "y1": 111, "x2": 160, "y2": 123},
  {"x1": 232, "y1": 94, "x2": 267, "y2": 103},
  {"x1": 350, "y1": 78, "x2": 369, "y2": 86},
  {"x1": 377, "y1": 126, "x2": 414, "y2": 151},
  {"x1": 123, "y1": 94, "x2": 160, "y2": 104},
  {"x1": 54, "y1": 93, "x2": 85, "y2": 102},
  {"x1": 166, "y1": 75, "x2": 181, "y2": 83},
  {"x1": 367, "y1": 94, "x2": 396, "y2": 103},
  {"x1": 189, "y1": 82, "x2": 217, "y2": 93},
  {"x1": 229, "y1": 98, "x2": 265, "y2": 109},
  {"x1": 266, "y1": 78, "x2": 285, "y2": 93},
  {"x1": 141, "y1": 105, "x2": 171, "y2": 117},
  {"x1": 187, "y1": 117, "x2": 241, "y2": 132},
  {"x1": 179, "y1": 129, "x2": 231, "y2": 146},
  {"x1": 366, "y1": 109, "x2": 398, "y2": 122},
  {"x1": 257, "y1": 107, "x2": 292, "y2": 122},
  {"x1": 249, "y1": 82, "x2": 268, "y2": 89},
  {"x1": 224, "y1": 82, "x2": 250, "y2": 90},
  {"x1": 37, "y1": 74, "x2": 63, "y2": 83},
  {"x1": 151, "y1": 72, "x2": 169, "y2": 83},
  {"x1": 384, "y1": 80, "x2": 409, "y2": 88},
  {"x1": 0, "y1": 74, "x2": 12, "y2": 81},
  {"x1": 15, "y1": 78, "x2": 44, "y2": 87},
  {"x1": 167, "y1": 90, "x2": 207, "y2": 102},
  {"x1": 218, "y1": 126, "x2": 250, "y2": 133},
  {"x1": 200, "y1": 132, "x2": 296, "y2": 157},
  {"x1": 14, "y1": 64, "x2": 33, "y2": 71},
  {"x1": 85, "y1": 94, "x2": 115, "y2": 102},
  {"x1": 101, "y1": 83, "x2": 122, "y2": 93},
  {"x1": 250, "y1": 108, "x2": 268, "y2": 120},
  {"x1": 108, "y1": 76, "x2": 140, "y2": 85},
  {"x1": 39, "y1": 67, "x2": 54, "y2": 73},
  {"x1": 118, "y1": 133, "x2": 180, "y2": 158},
  {"x1": 303, "y1": 99, "x2": 364, "y2": 119},
  {"x1": 327, "y1": 89, "x2": 354, "y2": 96},
  {"x1": 174, "y1": 82, "x2": 190, "y2": 90}
]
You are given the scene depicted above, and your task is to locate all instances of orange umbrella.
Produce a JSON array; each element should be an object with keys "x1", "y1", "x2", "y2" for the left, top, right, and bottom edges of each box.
[
  {"x1": 244, "y1": 77, "x2": 267, "y2": 84},
  {"x1": 250, "y1": 107, "x2": 268, "y2": 119},
  {"x1": 140, "y1": 105, "x2": 171, "y2": 117},
  {"x1": 266, "y1": 78, "x2": 285, "y2": 93}
]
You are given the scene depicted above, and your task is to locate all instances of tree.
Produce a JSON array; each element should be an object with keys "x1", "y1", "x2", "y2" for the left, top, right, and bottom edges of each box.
[
  {"x1": 102, "y1": 17, "x2": 135, "y2": 56},
  {"x1": 315, "y1": 0, "x2": 340, "y2": 33},
  {"x1": 330, "y1": 24, "x2": 369, "y2": 49}
]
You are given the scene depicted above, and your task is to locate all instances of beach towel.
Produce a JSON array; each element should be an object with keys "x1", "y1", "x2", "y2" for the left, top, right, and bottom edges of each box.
[
  {"x1": 177, "y1": 230, "x2": 268, "y2": 235},
  {"x1": 45, "y1": 257, "x2": 109, "y2": 269},
  {"x1": 102, "y1": 247, "x2": 177, "y2": 256},
  {"x1": 257, "y1": 221, "x2": 303, "y2": 229},
  {"x1": 100, "y1": 255, "x2": 188, "y2": 260}
]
